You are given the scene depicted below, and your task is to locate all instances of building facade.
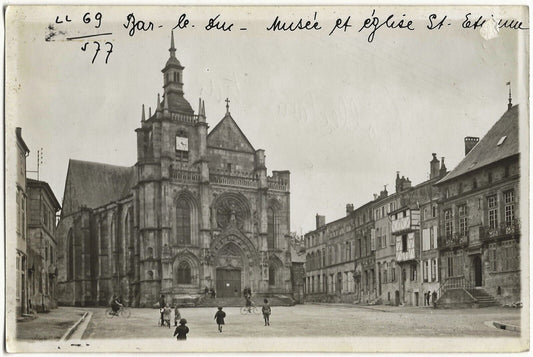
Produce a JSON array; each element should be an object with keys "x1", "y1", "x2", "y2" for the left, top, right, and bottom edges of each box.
[
  {"x1": 26, "y1": 179, "x2": 61, "y2": 312},
  {"x1": 15, "y1": 127, "x2": 30, "y2": 316},
  {"x1": 56, "y1": 34, "x2": 292, "y2": 307},
  {"x1": 436, "y1": 105, "x2": 521, "y2": 306}
]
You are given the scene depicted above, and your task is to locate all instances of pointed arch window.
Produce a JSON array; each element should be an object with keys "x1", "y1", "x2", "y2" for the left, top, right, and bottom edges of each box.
[
  {"x1": 176, "y1": 200, "x2": 191, "y2": 244},
  {"x1": 267, "y1": 208, "x2": 275, "y2": 249},
  {"x1": 269, "y1": 265, "x2": 276, "y2": 286},
  {"x1": 177, "y1": 261, "x2": 191, "y2": 284},
  {"x1": 67, "y1": 230, "x2": 74, "y2": 280}
]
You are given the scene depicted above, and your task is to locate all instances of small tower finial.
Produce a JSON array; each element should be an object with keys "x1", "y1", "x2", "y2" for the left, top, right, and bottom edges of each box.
[
  {"x1": 507, "y1": 81, "x2": 512, "y2": 110},
  {"x1": 149, "y1": 107, "x2": 152, "y2": 117},
  {"x1": 142, "y1": 104, "x2": 146, "y2": 122},
  {"x1": 225, "y1": 98, "x2": 230, "y2": 115},
  {"x1": 169, "y1": 30, "x2": 176, "y2": 57},
  {"x1": 163, "y1": 94, "x2": 169, "y2": 112}
]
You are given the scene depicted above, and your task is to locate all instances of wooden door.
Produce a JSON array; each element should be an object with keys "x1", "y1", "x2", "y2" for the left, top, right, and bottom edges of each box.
[{"x1": 216, "y1": 269, "x2": 242, "y2": 298}]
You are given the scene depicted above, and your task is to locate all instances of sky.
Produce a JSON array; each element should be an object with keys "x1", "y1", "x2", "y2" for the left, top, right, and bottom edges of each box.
[{"x1": 6, "y1": 5, "x2": 528, "y2": 234}]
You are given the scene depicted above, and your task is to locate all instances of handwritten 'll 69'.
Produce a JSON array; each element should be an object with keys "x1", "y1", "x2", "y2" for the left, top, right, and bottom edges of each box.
[{"x1": 81, "y1": 41, "x2": 113, "y2": 64}]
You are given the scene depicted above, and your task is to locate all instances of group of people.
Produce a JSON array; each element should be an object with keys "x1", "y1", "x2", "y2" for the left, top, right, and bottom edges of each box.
[
  {"x1": 203, "y1": 287, "x2": 216, "y2": 298},
  {"x1": 424, "y1": 290, "x2": 438, "y2": 307}
]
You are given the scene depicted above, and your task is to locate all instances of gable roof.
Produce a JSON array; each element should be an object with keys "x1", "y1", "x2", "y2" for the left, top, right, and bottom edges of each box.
[
  {"x1": 61, "y1": 159, "x2": 135, "y2": 216},
  {"x1": 437, "y1": 105, "x2": 519, "y2": 185},
  {"x1": 27, "y1": 178, "x2": 62, "y2": 210},
  {"x1": 207, "y1": 113, "x2": 255, "y2": 153}
]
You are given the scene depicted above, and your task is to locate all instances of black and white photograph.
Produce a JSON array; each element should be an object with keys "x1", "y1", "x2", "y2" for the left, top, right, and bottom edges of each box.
[{"x1": 4, "y1": 4, "x2": 529, "y2": 352}]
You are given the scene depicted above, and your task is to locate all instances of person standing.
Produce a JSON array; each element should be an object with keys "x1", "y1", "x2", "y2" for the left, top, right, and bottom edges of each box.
[
  {"x1": 262, "y1": 299, "x2": 271, "y2": 326},
  {"x1": 173, "y1": 318, "x2": 189, "y2": 340},
  {"x1": 426, "y1": 291, "x2": 431, "y2": 306},
  {"x1": 214, "y1": 307, "x2": 226, "y2": 333},
  {"x1": 159, "y1": 295, "x2": 166, "y2": 325},
  {"x1": 174, "y1": 306, "x2": 181, "y2": 327}
]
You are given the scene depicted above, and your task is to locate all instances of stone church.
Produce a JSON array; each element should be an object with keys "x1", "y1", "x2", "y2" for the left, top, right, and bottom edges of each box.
[{"x1": 56, "y1": 33, "x2": 292, "y2": 307}]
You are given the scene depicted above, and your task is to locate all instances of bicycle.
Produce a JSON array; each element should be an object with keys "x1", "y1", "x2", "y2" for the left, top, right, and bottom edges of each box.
[
  {"x1": 240, "y1": 306, "x2": 260, "y2": 315},
  {"x1": 158, "y1": 318, "x2": 171, "y2": 328},
  {"x1": 105, "y1": 306, "x2": 131, "y2": 318}
]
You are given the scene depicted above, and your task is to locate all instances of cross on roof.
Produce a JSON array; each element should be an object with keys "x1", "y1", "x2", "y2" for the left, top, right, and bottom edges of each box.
[{"x1": 225, "y1": 98, "x2": 230, "y2": 114}]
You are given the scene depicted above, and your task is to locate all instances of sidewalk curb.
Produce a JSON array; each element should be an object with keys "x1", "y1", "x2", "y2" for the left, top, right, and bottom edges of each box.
[
  {"x1": 59, "y1": 311, "x2": 90, "y2": 341},
  {"x1": 493, "y1": 321, "x2": 520, "y2": 332}
]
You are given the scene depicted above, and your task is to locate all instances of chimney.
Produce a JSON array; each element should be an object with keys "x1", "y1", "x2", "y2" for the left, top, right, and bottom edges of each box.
[
  {"x1": 395, "y1": 171, "x2": 401, "y2": 193},
  {"x1": 346, "y1": 204, "x2": 354, "y2": 216},
  {"x1": 430, "y1": 153, "x2": 440, "y2": 179},
  {"x1": 380, "y1": 184, "x2": 388, "y2": 198},
  {"x1": 373, "y1": 193, "x2": 378, "y2": 200},
  {"x1": 440, "y1": 157, "x2": 447, "y2": 176},
  {"x1": 404, "y1": 177, "x2": 412, "y2": 189},
  {"x1": 315, "y1": 214, "x2": 326, "y2": 229},
  {"x1": 464, "y1": 137, "x2": 479, "y2": 156}
]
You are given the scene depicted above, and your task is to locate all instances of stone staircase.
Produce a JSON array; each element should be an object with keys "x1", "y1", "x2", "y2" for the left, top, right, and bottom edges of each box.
[{"x1": 472, "y1": 288, "x2": 499, "y2": 307}]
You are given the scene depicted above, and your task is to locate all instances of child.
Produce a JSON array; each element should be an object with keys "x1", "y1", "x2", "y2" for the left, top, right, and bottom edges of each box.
[
  {"x1": 214, "y1": 306, "x2": 226, "y2": 333},
  {"x1": 174, "y1": 306, "x2": 181, "y2": 327},
  {"x1": 262, "y1": 299, "x2": 271, "y2": 326},
  {"x1": 162, "y1": 304, "x2": 172, "y2": 328},
  {"x1": 173, "y1": 318, "x2": 189, "y2": 340}
]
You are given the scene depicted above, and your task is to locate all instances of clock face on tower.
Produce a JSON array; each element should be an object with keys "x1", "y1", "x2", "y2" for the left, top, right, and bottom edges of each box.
[{"x1": 175, "y1": 136, "x2": 188, "y2": 151}]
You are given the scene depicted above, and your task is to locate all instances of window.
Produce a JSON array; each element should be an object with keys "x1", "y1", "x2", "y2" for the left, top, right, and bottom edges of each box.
[
  {"x1": 176, "y1": 200, "x2": 191, "y2": 244},
  {"x1": 447, "y1": 256, "x2": 453, "y2": 277},
  {"x1": 391, "y1": 263, "x2": 396, "y2": 282},
  {"x1": 423, "y1": 260, "x2": 429, "y2": 282},
  {"x1": 401, "y1": 235, "x2": 408, "y2": 252},
  {"x1": 410, "y1": 264, "x2": 417, "y2": 281},
  {"x1": 501, "y1": 240, "x2": 518, "y2": 271},
  {"x1": 458, "y1": 204, "x2": 468, "y2": 237},
  {"x1": 269, "y1": 265, "x2": 276, "y2": 286},
  {"x1": 432, "y1": 206, "x2": 436, "y2": 218},
  {"x1": 504, "y1": 191, "x2": 515, "y2": 225},
  {"x1": 67, "y1": 230, "x2": 74, "y2": 280},
  {"x1": 444, "y1": 209, "x2": 453, "y2": 237},
  {"x1": 458, "y1": 182, "x2": 463, "y2": 194},
  {"x1": 267, "y1": 208, "x2": 275, "y2": 249},
  {"x1": 16, "y1": 191, "x2": 20, "y2": 233},
  {"x1": 431, "y1": 259, "x2": 437, "y2": 281},
  {"x1": 177, "y1": 261, "x2": 191, "y2": 284},
  {"x1": 488, "y1": 172, "x2": 493, "y2": 184},
  {"x1": 487, "y1": 195, "x2": 498, "y2": 229},
  {"x1": 21, "y1": 196, "x2": 26, "y2": 238},
  {"x1": 322, "y1": 248, "x2": 326, "y2": 266},
  {"x1": 497, "y1": 136, "x2": 507, "y2": 146},
  {"x1": 175, "y1": 133, "x2": 189, "y2": 161},
  {"x1": 383, "y1": 265, "x2": 388, "y2": 284}
]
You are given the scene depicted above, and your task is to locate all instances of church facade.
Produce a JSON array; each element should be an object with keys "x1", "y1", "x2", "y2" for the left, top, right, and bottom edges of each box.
[{"x1": 56, "y1": 34, "x2": 292, "y2": 307}]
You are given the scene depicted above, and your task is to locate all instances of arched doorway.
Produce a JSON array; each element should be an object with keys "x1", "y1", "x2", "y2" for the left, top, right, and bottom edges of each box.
[
  {"x1": 473, "y1": 255, "x2": 482, "y2": 287},
  {"x1": 215, "y1": 242, "x2": 245, "y2": 298}
]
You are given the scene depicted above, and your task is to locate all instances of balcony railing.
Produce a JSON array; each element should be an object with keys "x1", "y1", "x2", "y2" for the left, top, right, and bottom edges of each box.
[
  {"x1": 210, "y1": 172, "x2": 259, "y2": 188},
  {"x1": 170, "y1": 112, "x2": 200, "y2": 124},
  {"x1": 440, "y1": 231, "x2": 469, "y2": 249},
  {"x1": 267, "y1": 179, "x2": 289, "y2": 191},
  {"x1": 171, "y1": 168, "x2": 201, "y2": 182},
  {"x1": 481, "y1": 221, "x2": 521, "y2": 242}
]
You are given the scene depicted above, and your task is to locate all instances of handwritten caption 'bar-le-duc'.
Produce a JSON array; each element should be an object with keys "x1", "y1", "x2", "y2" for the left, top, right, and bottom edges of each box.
[{"x1": 49, "y1": 10, "x2": 529, "y2": 63}]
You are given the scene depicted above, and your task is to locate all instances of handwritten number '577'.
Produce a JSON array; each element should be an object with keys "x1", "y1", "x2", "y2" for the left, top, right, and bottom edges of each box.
[{"x1": 81, "y1": 41, "x2": 113, "y2": 64}]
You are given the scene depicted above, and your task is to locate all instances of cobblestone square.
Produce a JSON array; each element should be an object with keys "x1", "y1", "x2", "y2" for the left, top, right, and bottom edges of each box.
[{"x1": 78, "y1": 304, "x2": 521, "y2": 339}]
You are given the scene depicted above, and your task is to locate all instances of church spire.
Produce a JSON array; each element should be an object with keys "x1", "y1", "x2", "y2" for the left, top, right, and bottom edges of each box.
[
  {"x1": 507, "y1": 81, "x2": 512, "y2": 110},
  {"x1": 169, "y1": 30, "x2": 176, "y2": 58}
]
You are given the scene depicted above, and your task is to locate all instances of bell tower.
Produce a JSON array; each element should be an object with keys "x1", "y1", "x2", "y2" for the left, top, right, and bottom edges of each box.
[{"x1": 161, "y1": 31, "x2": 193, "y2": 115}]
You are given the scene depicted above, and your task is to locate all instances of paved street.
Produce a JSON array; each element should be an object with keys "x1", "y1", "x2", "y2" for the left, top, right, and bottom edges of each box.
[
  {"x1": 77, "y1": 304, "x2": 521, "y2": 339},
  {"x1": 16, "y1": 307, "x2": 85, "y2": 340}
]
